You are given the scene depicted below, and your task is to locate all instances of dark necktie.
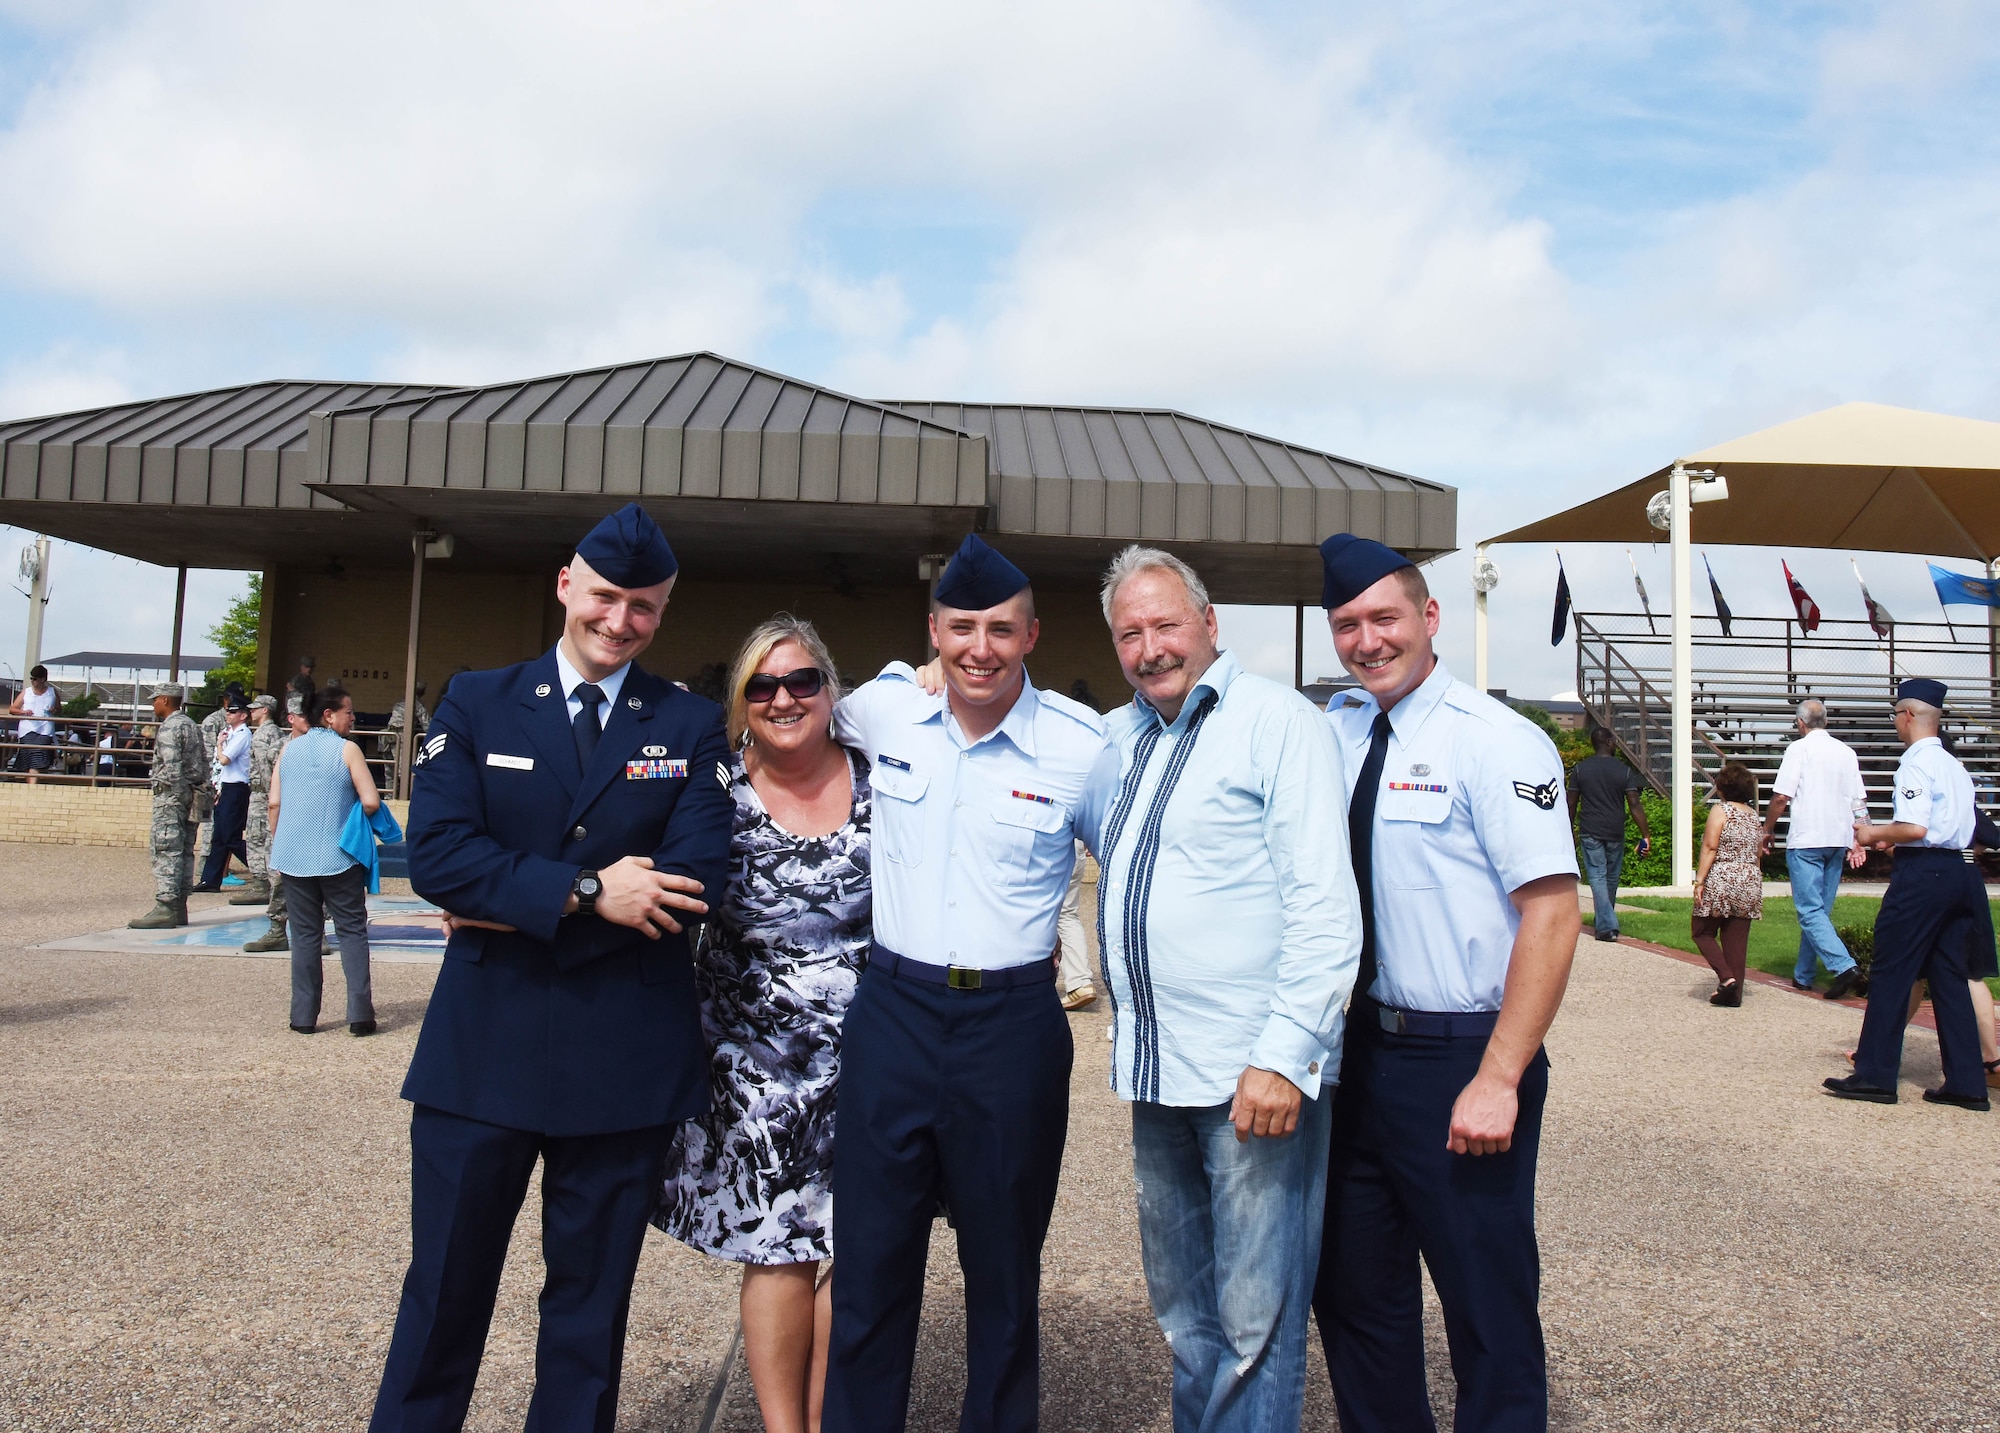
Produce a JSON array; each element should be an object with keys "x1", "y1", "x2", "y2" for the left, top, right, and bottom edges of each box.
[
  {"x1": 573, "y1": 683, "x2": 605, "y2": 769},
  {"x1": 1348, "y1": 711, "x2": 1394, "y2": 1005}
]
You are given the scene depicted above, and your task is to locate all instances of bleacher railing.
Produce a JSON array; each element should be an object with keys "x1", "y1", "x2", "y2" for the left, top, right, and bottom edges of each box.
[
  {"x1": 1574, "y1": 611, "x2": 2000, "y2": 830},
  {"x1": 0, "y1": 713, "x2": 401, "y2": 793}
]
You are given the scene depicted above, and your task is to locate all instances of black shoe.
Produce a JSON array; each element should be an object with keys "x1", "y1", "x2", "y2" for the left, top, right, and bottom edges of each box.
[
  {"x1": 190, "y1": 882, "x2": 222, "y2": 894},
  {"x1": 349, "y1": 1021, "x2": 378, "y2": 1037},
  {"x1": 1823, "y1": 1075, "x2": 1897, "y2": 1103},
  {"x1": 1825, "y1": 967, "x2": 1864, "y2": 1002},
  {"x1": 1789, "y1": 978, "x2": 1814, "y2": 992},
  {"x1": 1922, "y1": 1086, "x2": 1991, "y2": 1111},
  {"x1": 290, "y1": 1023, "x2": 316, "y2": 1035},
  {"x1": 1595, "y1": 930, "x2": 1620, "y2": 943}
]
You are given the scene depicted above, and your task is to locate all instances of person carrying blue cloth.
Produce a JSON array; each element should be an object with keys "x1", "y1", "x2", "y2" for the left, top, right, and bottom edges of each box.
[{"x1": 370, "y1": 502, "x2": 735, "y2": 1432}]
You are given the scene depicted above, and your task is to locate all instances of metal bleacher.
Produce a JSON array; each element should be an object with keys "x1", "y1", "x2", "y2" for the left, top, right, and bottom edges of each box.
[{"x1": 1574, "y1": 611, "x2": 2000, "y2": 838}]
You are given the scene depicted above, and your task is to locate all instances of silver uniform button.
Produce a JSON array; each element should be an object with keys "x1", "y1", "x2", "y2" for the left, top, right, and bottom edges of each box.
[
  {"x1": 571, "y1": 825, "x2": 586, "y2": 842},
  {"x1": 535, "y1": 683, "x2": 551, "y2": 697},
  {"x1": 628, "y1": 697, "x2": 642, "y2": 708},
  {"x1": 1308, "y1": 1061, "x2": 1320, "y2": 1074}
]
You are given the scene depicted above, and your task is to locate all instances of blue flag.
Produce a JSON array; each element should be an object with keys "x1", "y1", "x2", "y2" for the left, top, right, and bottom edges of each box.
[{"x1": 1928, "y1": 563, "x2": 2000, "y2": 608}]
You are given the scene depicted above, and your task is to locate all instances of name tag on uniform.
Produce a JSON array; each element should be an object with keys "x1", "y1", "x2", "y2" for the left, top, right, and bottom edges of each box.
[
  {"x1": 878, "y1": 754, "x2": 911, "y2": 771},
  {"x1": 627, "y1": 758, "x2": 688, "y2": 780},
  {"x1": 486, "y1": 753, "x2": 534, "y2": 770}
]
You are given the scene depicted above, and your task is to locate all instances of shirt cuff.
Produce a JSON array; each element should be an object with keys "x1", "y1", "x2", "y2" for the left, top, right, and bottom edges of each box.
[{"x1": 1248, "y1": 1013, "x2": 1334, "y2": 1100}]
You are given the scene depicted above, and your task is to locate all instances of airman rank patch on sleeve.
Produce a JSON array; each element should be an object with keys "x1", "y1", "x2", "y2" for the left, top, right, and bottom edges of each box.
[
  {"x1": 413, "y1": 733, "x2": 447, "y2": 768},
  {"x1": 1512, "y1": 778, "x2": 1559, "y2": 809},
  {"x1": 626, "y1": 758, "x2": 688, "y2": 780}
]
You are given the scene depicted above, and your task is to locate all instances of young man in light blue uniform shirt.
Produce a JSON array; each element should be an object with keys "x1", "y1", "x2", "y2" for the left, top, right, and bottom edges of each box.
[
  {"x1": 1094, "y1": 547, "x2": 1360, "y2": 1433},
  {"x1": 1827, "y1": 678, "x2": 1993, "y2": 1110},
  {"x1": 822, "y1": 534, "x2": 1119, "y2": 1433},
  {"x1": 1311, "y1": 534, "x2": 1581, "y2": 1433}
]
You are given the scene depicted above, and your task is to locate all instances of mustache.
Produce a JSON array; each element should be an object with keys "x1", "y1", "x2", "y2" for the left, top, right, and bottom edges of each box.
[{"x1": 1135, "y1": 654, "x2": 1186, "y2": 678}]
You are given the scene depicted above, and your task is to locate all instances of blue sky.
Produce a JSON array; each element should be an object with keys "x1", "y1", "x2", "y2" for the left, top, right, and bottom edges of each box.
[{"x1": 2, "y1": 0, "x2": 1997, "y2": 697}]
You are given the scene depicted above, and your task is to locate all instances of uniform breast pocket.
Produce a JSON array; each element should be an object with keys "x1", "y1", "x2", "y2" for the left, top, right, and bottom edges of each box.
[
  {"x1": 988, "y1": 797, "x2": 1071, "y2": 878},
  {"x1": 1379, "y1": 786, "x2": 1453, "y2": 889},
  {"x1": 870, "y1": 764, "x2": 929, "y2": 866}
]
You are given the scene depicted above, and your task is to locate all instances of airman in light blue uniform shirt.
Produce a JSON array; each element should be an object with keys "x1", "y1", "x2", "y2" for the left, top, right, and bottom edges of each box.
[
  {"x1": 1326, "y1": 659, "x2": 1578, "y2": 1014},
  {"x1": 837, "y1": 663, "x2": 1116, "y2": 968}
]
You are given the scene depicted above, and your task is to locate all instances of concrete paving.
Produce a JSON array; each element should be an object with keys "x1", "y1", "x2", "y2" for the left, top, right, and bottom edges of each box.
[{"x1": 1, "y1": 842, "x2": 1996, "y2": 1431}]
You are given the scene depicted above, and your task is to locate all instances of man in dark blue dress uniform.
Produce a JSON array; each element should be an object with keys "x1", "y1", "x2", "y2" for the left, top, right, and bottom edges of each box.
[{"x1": 371, "y1": 503, "x2": 734, "y2": 1432}]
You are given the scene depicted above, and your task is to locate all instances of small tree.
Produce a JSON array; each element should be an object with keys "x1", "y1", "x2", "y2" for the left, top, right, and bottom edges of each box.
[{"x1": 196, "y1": 574, "x2": 262, "y2": 708}]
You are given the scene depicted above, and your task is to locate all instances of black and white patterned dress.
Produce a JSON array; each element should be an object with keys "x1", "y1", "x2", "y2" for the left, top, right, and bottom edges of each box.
[{"x1": 656, "y1": 746, "x2": 871, "y2": 1265}]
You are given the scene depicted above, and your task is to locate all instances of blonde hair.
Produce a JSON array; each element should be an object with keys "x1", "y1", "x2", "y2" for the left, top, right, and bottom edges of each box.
[{"x1": 725, "y1": 615, "x2": 845, "y2": 750}]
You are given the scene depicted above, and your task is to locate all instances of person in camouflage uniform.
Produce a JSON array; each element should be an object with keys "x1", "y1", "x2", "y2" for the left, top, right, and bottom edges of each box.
[
  {"x1": 381, "y1": 681, "x2": 430, "y2": 770},
  {"x1": 239, "y1": 694, "x2": 295, "y2": 951},
  {"x1": 129, "y1": 684, "x2": 203, "y2": 929}
]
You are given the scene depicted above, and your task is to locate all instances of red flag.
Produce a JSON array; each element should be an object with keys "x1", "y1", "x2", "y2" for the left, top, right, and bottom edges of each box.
[{"x1": 1783, "y1": 561, "x2": 1821, "y2": 635}]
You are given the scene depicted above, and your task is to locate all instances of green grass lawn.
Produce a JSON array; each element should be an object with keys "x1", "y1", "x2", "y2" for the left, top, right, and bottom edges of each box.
[{"x1": 1609, "y1": 895, "x2": 2000, "y2": 996}]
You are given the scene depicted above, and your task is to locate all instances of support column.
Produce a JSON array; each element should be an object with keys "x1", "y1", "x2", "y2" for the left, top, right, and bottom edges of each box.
[
  {"x1": 1989, "y1": 558, "x2": 1999, "y2": 707},
  {"x1": 22, "y1": 535, "x2": 49, "y2": 677},
  {"x1": 1670, "y1": 465, "x2": 1694, "y2": 891},
  {"x1": 169, "y1": 566, "x2": 188, "y2": 682},
  {"x1": 1473, "y1": 542, "x2": 1490, "y2": 694},
  {"x1": 1294, "y1": 604, "x2": 1305, "y2": 692},
  {"x1": 395, "y1": 529, "x2": 429, "y2": 801}
]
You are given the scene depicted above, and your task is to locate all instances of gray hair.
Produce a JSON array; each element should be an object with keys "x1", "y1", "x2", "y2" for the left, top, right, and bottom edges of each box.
[
  {"x1": 1099, "y1": 545, "x2": 1212, "y2": 623},
  {"x1": 1796, "y1": 698, "x2": 1827, "y2": 729}
]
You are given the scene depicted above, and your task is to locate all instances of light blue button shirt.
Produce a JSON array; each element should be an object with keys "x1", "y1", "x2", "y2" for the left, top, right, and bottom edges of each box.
[
  {"x1": 1328, "y1": 660, "x2": 1579, "y2": 1014},
  {"x1": 834, "y1": 663, "x2": 1119, "y2": 970},
  {"x1": 1098, "y1": 651, "x2": 1361, "y2": 1106},
  {"x1": 216, "y1": 723, "x2": 252, "y2": 783},
  {"x1": 554, "y1": 646, "x2": 630, "y2": 729},
  {"x1": 1890, "y1": 736, "x2": 1975, "y2": 848}
]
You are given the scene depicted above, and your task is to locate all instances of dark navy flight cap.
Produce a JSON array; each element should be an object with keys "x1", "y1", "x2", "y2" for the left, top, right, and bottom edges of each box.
[
  {"x1": 1319, "y1": 533, "x2": 1415, "y2": 609},
  {"x1": 934, "y1": 534, "x2": 1029, "y2": 611},
  {"x1": 574, "y1": 502, "x2": 678, "y2": 588},
  {"x1": 1897, "y1": 677, "x2": 1948, "y2": 708}
]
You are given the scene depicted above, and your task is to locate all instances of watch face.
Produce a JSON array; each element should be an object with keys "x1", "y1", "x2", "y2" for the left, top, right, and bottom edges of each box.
[{"x1": 579, "y1": 877, "x2": 601, "y2": 897}]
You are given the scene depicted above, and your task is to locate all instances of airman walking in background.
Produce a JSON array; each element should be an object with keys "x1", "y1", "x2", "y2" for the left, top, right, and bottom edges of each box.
[
  {"x1": 233, "y1": 693, "x2": 283, "y2": 907},
  {"x1": 244, "y1": 696, "x2": 308, "y2": 952},
  {"x1": 130, "y1": 683, "x2": 203, "y2": 929}
]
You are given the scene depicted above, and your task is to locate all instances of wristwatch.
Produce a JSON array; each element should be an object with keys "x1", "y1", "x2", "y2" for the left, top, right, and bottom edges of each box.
[{"x1": 572, "y1": 869, "x2": 602, "y2": 915}]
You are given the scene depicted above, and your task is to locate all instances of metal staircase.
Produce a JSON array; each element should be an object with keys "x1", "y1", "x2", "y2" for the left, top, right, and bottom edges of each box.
[{"x1": 1573, "y1": 611, "x2": 2000, "y2": 836}]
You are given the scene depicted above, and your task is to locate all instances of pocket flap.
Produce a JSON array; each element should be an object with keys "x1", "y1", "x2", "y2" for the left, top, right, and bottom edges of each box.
[
  {"x1": 444, "y1": 926, "x2": 487, "y2": 963},
  {"x1": 871, "y1": 764, "x2": 929, "y2": 802},
  {"x1": 991, "y1": 798, "x2": 1070, "y2": 834}
]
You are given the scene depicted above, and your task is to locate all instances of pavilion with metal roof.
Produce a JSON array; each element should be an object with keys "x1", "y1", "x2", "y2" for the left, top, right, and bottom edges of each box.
[{"x1": 0, "y1": 351, "x2": 1455, "y2": 790}]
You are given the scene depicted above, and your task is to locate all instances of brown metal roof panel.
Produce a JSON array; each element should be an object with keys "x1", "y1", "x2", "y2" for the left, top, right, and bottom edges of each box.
[
  {"x1": 914, "y1": 430, "x2": 960, "y2": 505},
  {"x1": 649, "y1": 354, "x2": 727, "y2": 429},
  {"x1": 329, "y1": 413, "x2": 373, "y2": 486},
  {"x1": 444, "y1": 416, "x2": 489, "y2": 491},
  {"x1": 1244, "y1": 480, "x2": 1280, "y2": 543},
  {"x1": 370, "y1": 414, "x2": 413, "y2": 489},
  {"x1": 838, "y1": 405, "x2": 882, "y2": 505},
  {"x1": 407, "y1": 410, "x2": 450, "y2": 487},
  {"x1": 1338, "y1": 487, "x2": 1377, "y2": 542},
  {"x1": 994, "y1": 471, "x2": 1037, "y2": 532},
  {"x1": 602, "y1": 358, "x2": 690, "y2": 426},
  {"x1": 1206, "y1": 427, "x2": 1276, "y2": 487},
  {"x1": 1279, "y1": 483, "x2": 1316, "y2": 543},
  {"x1": 109, "y1": 444, "x2": 143, "y2": 503},
  {"x1": 724, "y1": 372, "x2": 785, "y2": 433},
  {"x1": 684, "y1": 362, "x2": 754, "y2": 433},
  {"x1": 799, "y1": 429, "x2": 841, "y2": 503},
  {"x1": 639, "y1": 423, "x2": 683, "y2": 495},
  {"x1": 73, "y1": 442, "x2": 109, "y2": 503},
  {"x1": 987, "y1": 406, "x2": 1034, "y2": 477},
  {"x1": 1419, "y1": 488, "x2": 1456, "y2": 553},
  {"x1": 801, "y1": 391, "x2": 848, "y2": 438},
  {"x1": 1380, "y1": 488, "x2": 1419, "y2": 549},
  {"x1": 2, "y1": 441, "x2": 39, "y2": 501},
  {"x1": 1245, "y1": 437, "x2": 1311, "y2": 488},
  {"x1": 563, "y1": 420, "x2": 604, "y2": 493},
  {"x1": 758, "y1": 427, "x2": 802, "y2": 501},
  {"x1": 719, "y1": 426, "x2": 763, "y2": 499},
  {"x1": 1287, "y1": 449, "x2": 1343, "y2": 492},
  {"x1": 1021, "y1": 408, "x2": 1066, "y2": 479},
  {"x1": 209, "y1": 447, "x2": 246, "y2": 507},
  {"x1": 171, "y1": 445, "x2": 210, "y2": 506},
  {"x1": 249, "y1": 449, "x2": 285, "y2": 507},
  {"x1": 878, "y1": 432, "x2": 919, "y2": 506}
]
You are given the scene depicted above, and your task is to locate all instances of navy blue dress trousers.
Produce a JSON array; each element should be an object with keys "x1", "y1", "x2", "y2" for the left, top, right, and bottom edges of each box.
[{"x1": 371, "y1": 650, "x2": 732, "y2": 1433}]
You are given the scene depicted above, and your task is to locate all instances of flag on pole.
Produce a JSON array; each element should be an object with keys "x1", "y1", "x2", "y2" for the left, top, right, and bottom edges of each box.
[
  {"x1": 1551, "y1": 554, "x2": 1572, "y2": 647},
  {"x1": 1628, "y1": 550, "x2": 1656, "y2": 634},
  {"x1": 1851, "y1": 560, "x2": 1893, "y2": 638},
  {"x1": 1927, "y1": 563, "x2": 2000, "y2": 608},
  {"x1": 1703, "y1": 553, "x2": 1733, "y2": 637},
  {"x1": 1783, "y1": 561, "x2": 1821, "y2": 635}
]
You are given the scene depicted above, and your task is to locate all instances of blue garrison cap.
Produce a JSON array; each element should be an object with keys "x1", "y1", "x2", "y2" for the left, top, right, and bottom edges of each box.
[
  {"x1": 574, "y1": 502, "x2": 677, "y2": 588},
  {"x1": 934, "y1": 533, "x2": 1029, "y2": 611},
  {"x1": 1319, "y1": 533, "x2": 1415, "y2": 609},
  {"x1": 1897, "y1": 678, "x2": 1948, "y2": 709}
]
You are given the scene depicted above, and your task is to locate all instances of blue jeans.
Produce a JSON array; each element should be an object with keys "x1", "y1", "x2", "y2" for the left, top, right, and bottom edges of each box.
[
  {"x1": 1787, "y1": 845, "x2": 1856, "y2": 983},
  {"x1": 1132, "y1": 1090, "x2": 1332, "y2": 1433},
  {"x1": 1580, "y1": 835, "x2": 1625, "y2": 937}
]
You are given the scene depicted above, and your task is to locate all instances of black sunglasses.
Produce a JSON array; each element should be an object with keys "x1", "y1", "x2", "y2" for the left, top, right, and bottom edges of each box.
[{"x1": 744, "y1": 667, "x2": 826, "y2": 703}]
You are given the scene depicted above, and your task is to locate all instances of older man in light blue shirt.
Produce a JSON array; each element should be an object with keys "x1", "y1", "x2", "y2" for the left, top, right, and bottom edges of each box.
[{"x1": 1095, "y1": 546, "x2": 1361, "y2": 1433}]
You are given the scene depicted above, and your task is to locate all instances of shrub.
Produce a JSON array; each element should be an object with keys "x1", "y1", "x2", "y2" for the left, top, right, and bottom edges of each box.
[
  {"x1": 60, "y1": 692, "x2": 101, "y2": 718},
  {"x1": 1835, "y1": 924, "x2": 1874, "y2": 972}
]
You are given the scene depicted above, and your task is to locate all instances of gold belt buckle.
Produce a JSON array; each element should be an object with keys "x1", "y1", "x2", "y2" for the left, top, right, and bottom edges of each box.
[{"x1": 947, "y1": 966, "x2": 983, "y2": 990}]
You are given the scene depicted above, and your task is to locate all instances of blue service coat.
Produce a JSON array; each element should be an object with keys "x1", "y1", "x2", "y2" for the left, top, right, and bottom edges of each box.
[{"x1": 401, "y1": 649, "x2": 733, "y2": 1136}]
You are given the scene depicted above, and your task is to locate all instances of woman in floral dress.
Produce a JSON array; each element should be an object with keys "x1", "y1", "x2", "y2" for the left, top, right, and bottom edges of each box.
[
  {"x1": 1692, "y1": 761, "x2": 1764, "y2": 1007},
  {"x1": 657, "y1": 617, "x2": 869, "y2": 1433}
]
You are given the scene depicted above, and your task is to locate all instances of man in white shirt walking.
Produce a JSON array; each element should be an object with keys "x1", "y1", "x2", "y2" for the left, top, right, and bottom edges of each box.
[
  {"x1": 1762, "y1": 698, "x2": 1867, "y2": 1000},
  {"x1": 1096, "y1": 547, "x2": 1360, "y2": 1433},
  {"x1": 8, "y1": 664, "x2": 59, "y2": 782}
]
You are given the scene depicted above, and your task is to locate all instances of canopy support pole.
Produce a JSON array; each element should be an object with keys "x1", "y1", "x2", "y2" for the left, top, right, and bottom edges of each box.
[
  {"x1": 1670, "y1": 466, "x2": 1694, "y2": 891},
  {"x1": 1473, "y1": 543, "x2": 1490, "y2": 694},
  {"x1": 1294, "y1": 604, "x2": 1305, "y2": 692},
  {"x1": 395, "y1": 528, "x2": 428, "y2": 802},
  {"x1": 168, "y1": 566, "x2": 187, "y2": 682},
  {"x1": 1989, "y1": 559, "x2": 1999, "y2": 707},
  {"x1": 21, "y1": 535, "x2": 49, "y2": 678}
]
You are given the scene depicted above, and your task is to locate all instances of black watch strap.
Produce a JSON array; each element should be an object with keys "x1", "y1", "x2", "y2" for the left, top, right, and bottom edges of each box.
[{"x1": 572, "y1": 869, "x2": 602, "y2": 914}]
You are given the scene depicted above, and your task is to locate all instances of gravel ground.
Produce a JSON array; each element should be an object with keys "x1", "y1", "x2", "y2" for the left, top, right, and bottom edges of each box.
[{"x1": 2, "y1": 843, "x2": 1996, "y2": 1431}]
